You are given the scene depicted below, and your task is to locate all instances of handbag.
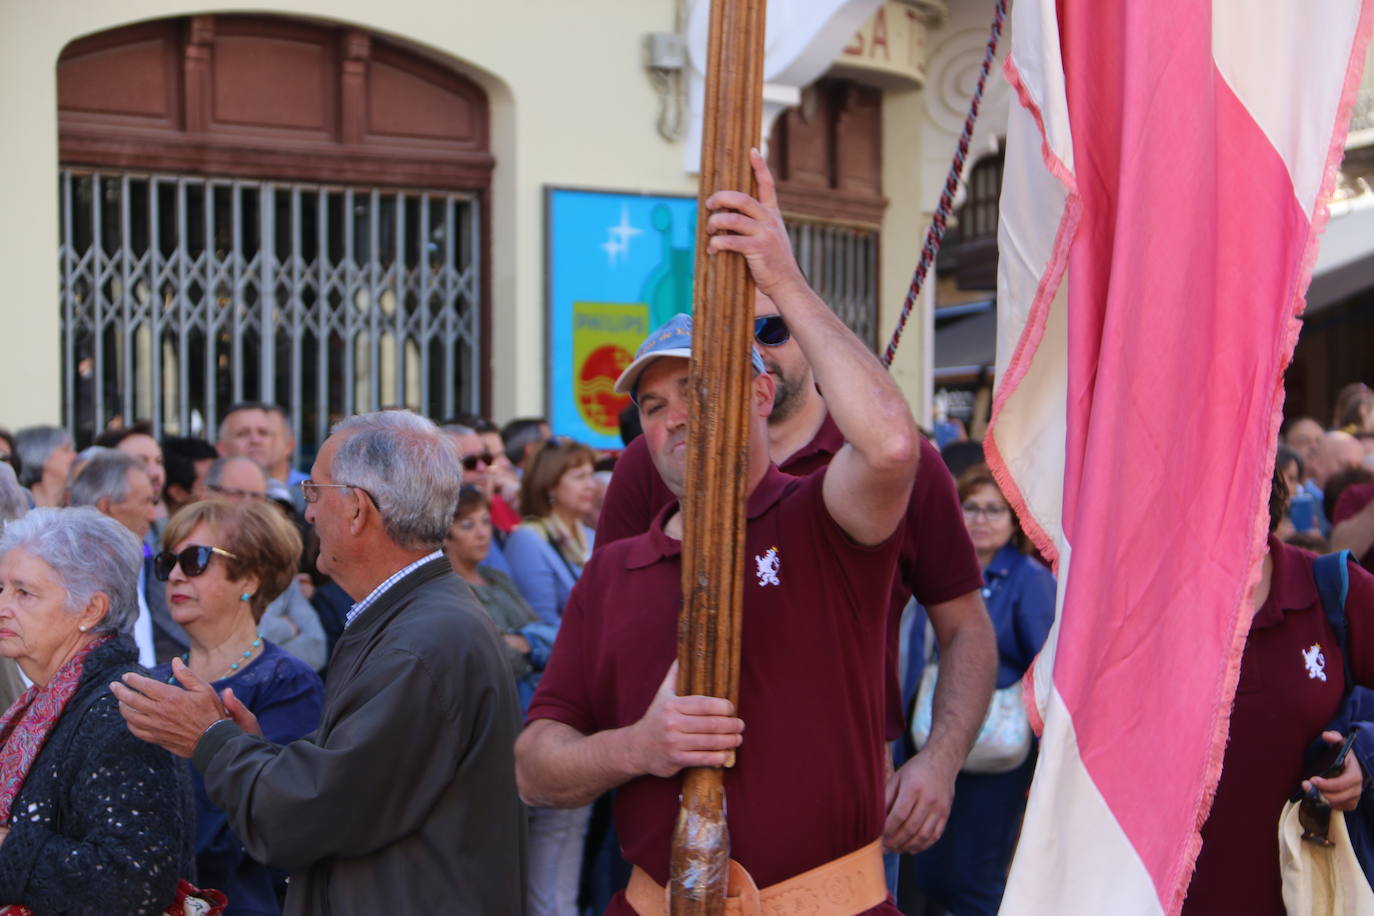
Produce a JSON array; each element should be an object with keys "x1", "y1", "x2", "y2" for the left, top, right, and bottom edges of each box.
[
  {"x1": 909, "y1": 662, "x2": 1031, "y2": 774},
  {"x1": 1278, "y1": 799, "x2": 1374, "y2": 915},
  {"x1": 165, "y1": 880, "x2": 228, "y2": 916}
]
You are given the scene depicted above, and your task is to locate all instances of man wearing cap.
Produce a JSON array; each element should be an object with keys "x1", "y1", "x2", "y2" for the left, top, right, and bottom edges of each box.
[
  {"x1": 515, "y1": 149, "x2": 918, "y2": 915},
  {"x1": 596, "y1": 183, "x2": 996, "y2": 857}
]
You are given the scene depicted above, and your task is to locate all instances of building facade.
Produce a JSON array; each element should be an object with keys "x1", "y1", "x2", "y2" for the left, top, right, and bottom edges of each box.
[
  {"x1": 1, "y1": 0, "x2": 988, "y2": 454},
  {"x1": 926, "y1": 21, "x2": 1374, "y2": 435}
]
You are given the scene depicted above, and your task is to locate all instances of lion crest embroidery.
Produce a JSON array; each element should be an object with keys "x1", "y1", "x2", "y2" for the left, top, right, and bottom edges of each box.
[
  {"x1": 1303, "y1": 643, "x2": 1327, "y2": 682},
  {"x1": 755, "y1": 546, "x2": 781, "y2": 587}
]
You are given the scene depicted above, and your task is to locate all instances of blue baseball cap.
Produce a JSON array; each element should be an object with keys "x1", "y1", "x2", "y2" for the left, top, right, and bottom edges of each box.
[{"x1": 614, "y1": 313, "x2": 768, "y2": 401}]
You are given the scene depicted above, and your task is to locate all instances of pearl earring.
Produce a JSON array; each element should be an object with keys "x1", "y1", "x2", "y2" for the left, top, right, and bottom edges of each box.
[{"x1": 78, "y1": 625, "x2": 87, "y2": 632}]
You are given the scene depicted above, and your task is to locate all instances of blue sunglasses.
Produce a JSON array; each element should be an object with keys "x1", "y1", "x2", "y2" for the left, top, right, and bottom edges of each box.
[{"x1": 754, "y1": 315, "x2": 789, "y2": 347}]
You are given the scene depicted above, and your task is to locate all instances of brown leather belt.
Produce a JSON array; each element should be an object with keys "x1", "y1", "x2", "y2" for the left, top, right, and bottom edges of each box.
[{"x1": 625, "y1": 839, "x2": 887, "y2": 916}]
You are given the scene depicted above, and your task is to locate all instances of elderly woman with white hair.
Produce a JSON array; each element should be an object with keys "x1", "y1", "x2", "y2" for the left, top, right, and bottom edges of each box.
[{"x1": 0, "y1": 507, "x2": 198, "y2": 915}]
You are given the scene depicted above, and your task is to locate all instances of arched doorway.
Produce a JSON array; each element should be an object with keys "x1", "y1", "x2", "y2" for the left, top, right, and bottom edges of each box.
[{"x1": 57, "y1": 15, "x2": 492, "y2": 451}]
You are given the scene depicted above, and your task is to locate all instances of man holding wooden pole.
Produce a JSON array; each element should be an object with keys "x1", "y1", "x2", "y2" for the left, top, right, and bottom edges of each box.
[
  {"x1": 514, "y1": 151, "x2": 917, "y2": 916},
  {"x1": 596, "y1": 205, "x2": 997, "y2": 867}
]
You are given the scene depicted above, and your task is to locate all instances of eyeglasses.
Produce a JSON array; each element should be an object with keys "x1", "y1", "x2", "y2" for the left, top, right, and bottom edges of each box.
[
  {"x1": 208, "y1": 484, "x2": 266, "y2": 501},
  {"x1": 152, "y1": 545, "x2": 239, "y2": 581},
  {"x1": 461, "y1": 453, "x2": 493, "y2": 471},
  {"x1": 962, "y1": 502, "x2": 1010, "y2": 522},
  {"x1": 754, "y1": 315, "x2": 790, "y2": 347},
  {"x1": 300, "y1": 479, "x2": 376, "y2": 506}
]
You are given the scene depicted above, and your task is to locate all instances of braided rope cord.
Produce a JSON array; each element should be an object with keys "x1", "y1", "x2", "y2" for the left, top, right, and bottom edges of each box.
[{"x1": 881, "y1": 0, "x2": 1008, "y2": 368}]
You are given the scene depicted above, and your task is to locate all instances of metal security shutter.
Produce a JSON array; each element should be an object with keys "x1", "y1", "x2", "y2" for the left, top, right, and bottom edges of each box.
[{"x1": 59, "y1": 171, "x2": 481, "y2": 451}]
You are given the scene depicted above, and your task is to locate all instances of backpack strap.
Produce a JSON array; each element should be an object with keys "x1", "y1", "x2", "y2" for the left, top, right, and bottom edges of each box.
[{"x1": 1314, "y1": 550, "x2": 1355, "y2": 694}]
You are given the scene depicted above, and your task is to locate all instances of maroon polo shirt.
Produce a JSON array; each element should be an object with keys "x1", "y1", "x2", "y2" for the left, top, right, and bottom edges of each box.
[
  {"x1": 1333, "y1": 482, "x2": 1374, "y2": 569},
  {"x1": 596, "y1": 418, "x2": 984, "y2": 739},
  {"x1": 529, "y1": 467, "x2": 903, "y2": 914},
  {"x1": 1183, "y1": 536, "x2": 1374, "y2": 916}
]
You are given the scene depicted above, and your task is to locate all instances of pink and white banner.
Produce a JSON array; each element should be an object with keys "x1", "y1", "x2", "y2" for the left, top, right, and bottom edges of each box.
[{"x1": 987, "y1": 1, "x2": 1374, "y2": 914}]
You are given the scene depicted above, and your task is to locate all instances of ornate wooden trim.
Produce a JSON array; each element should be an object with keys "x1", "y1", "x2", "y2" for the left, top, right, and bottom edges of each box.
[
  {"x1": 57, "y1": 15, "x2": 492, "y2": 191},
  {"x1": 57, "y1": 136, "x2": 495, "y2": 190},
  {"x1": 184, "y1": 16, "x2": 213, "y2": 133},
  {"x1": 766, "y1": 77, "x2": 888, "y2": 227},
  {"x1": 55, "y1": 14, "x2": 494, "y2": 432},
  {"x1": 340, "y1": 30, "x2": 371, "y2": 146},
  {"x1": 776, "y1": 185, "x2": 888, "y2": 228}
]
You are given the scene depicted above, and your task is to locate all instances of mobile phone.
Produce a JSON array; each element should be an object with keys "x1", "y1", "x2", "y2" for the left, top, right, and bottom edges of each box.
[{"x1": 1322, "y1": 727, "x2": 1360, "y2": 779}]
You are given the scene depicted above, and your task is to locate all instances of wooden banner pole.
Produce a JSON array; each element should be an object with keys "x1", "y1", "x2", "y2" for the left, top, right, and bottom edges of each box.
[{"x1": 669, "y1": 0, "x2": 767, "y2": 913}]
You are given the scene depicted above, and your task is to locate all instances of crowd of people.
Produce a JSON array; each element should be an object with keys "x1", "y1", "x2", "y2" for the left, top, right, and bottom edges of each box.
[
  {"x1": 0, "y1": 151, "x2": 1367, "y2": 916},
  {"x1": 1279, "y1": 385, "x2": 1374, "y2": 564}
]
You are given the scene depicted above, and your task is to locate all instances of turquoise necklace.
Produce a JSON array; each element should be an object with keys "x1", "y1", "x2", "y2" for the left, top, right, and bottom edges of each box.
[{"x1": 167, "y1": 632, "x2": 263, "y2": 683}]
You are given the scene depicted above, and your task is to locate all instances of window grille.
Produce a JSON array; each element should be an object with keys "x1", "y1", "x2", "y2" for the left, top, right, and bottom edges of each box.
[
  {"x1": 784, "y1": 219, "x2": 880, "y2": 350},
  {"x1": 58, "y1": 170, "x2": 481, "y2": 453},
  {"x1": 960, "y1": 154, "x2": 1004, "y2": 242}
]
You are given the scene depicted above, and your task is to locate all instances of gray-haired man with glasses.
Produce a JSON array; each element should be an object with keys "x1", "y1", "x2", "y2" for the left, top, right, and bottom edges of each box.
[{"x1": 114, "y1": 410, "x2": 526, "y2": 915}]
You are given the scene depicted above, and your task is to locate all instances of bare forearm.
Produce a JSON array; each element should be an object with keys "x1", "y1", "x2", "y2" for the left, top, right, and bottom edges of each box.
[
  {"x1": 1332, "y1": 504, "x2": 1374, "y2": 559},
  {"x1": 924, "y1": 609, "x2": 997, "y2": 773},
  {"x1": 772, "y1": 281, "x2": 916, "y2": 471},
  {"x1": 704, "y1": 149, "x2": 914, "y2": 473},
  {"x1": 515, "y1": 719, "x2": 641, "y2": 808}
]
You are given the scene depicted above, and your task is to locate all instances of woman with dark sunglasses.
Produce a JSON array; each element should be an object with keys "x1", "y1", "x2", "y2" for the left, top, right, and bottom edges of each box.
[{"x1": 151, "y1": 500, "x2": 324, "y2": 916}]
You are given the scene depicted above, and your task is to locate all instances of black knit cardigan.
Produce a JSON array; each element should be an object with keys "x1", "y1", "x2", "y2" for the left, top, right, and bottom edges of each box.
[{"x1": 0, "y1": 634, "x2": 195, "y2": 915}]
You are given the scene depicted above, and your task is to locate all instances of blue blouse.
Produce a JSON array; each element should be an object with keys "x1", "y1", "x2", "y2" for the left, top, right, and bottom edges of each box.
[
  {"x1": 901, "y1": 543, "x2": 1057, "y2": 708},
  {"x1": 503, "y1": 522, "x2": 594, "y2": 625},
  {"x1": 153, "y1": 640, "x2": 324, "y2": 916},
  {"x1": 980, "y1": 543, "x2": 1057, "y2": 689}
]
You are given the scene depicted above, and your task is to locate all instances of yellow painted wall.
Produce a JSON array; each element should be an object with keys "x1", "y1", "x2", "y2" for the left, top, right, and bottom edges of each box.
[{"x1": 880, "y1": 85, "x2": 931, "y2": 425}]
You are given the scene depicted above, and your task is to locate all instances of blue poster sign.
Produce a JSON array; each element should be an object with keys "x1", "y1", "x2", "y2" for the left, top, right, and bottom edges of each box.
[{"x1": 545, "y1": 188, "x2": 698, "y2": 449}]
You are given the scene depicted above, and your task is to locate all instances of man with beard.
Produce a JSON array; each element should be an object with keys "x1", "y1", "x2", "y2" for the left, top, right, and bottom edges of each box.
[{"x1": 518, "y1": 149, "x2": 921, "y2": 912}]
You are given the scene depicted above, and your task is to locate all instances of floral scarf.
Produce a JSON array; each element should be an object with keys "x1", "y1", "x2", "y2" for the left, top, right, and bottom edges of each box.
[
  {"x1": 527, "y1": 514, "x2": 589, "y2": 574},
  {"x1": 0, "y1": 634, "x2": 108, "y2": 826}
]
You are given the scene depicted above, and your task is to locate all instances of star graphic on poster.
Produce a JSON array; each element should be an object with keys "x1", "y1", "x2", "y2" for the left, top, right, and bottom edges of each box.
[
  {"x1": 602, "y1": 236, "x2": 626, "y2": 263},
  {"x1": 602, "y1": 206, "x2": 643, "y2": 266}
]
